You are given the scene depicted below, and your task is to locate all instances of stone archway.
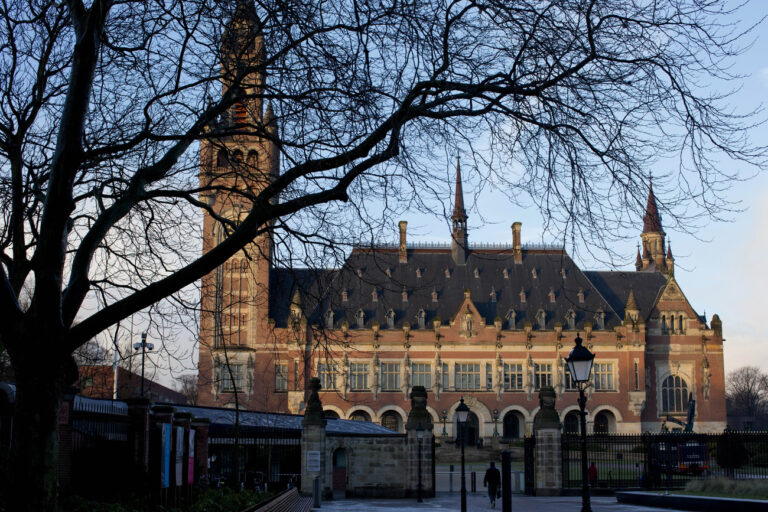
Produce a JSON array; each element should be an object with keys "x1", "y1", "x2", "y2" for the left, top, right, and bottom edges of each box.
[
  {"x1": 349, "y1": 410, "x2": 371, "y2": 422},
  {"x1": 593, "y1": 410, "x2": 615, "y2": 433},
  {"x1": 564, "y1": 411, "x2": 581, "y2": 434},
  {"x1": 502, "y1": 411, "x2": 524, "y2": 439}
]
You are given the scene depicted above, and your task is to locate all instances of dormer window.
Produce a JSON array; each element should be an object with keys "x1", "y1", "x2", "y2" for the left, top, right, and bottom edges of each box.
[
  {"x1": 488, "y1": 286, "x2": 496, "y2": 302},
  {"x1": 531, "y1": 268, "x2": 538, "y2": 279},
  {"x1": 402, "y1": 288, "x2": 408, "y2": 302},
  {"x1": 385, "y1": 267, "x2": 392, "y2": 278},
  {"x1": 520, "y1": 288, "x2": 526, "y2": 304},
  {"x1": 356, "y1": 268, "x2": 363, "y2": 278},
  {"x1": 577, "y1": 289, "x2": 585, "y2": 304},
  {"x1": 342, "y1": 289, "x2": 348, "y2": 302},
  {"x1": 371, "y1": 289, "x2": 378, "y2": 302},
  {"x1": 387, "y1": 309, "x2": 395, "y2": 329},
  {"x1": 444, "y1": 268, "x2": 451, "y2": 278},
  {"x1": 595, "y1": 309, "x2": 605, "y2": 330},
  {"x1": 537, "y1": 309, "x2": 546, "y2": 330},
  {"x1": 506, "y1": 309, "x2": 516, "y2": 330},
  {"x1": 560, "y1": 268, "x2": 567, "y2": 279},
  {"x1": 474, "y1": 268, "x2": 480, "y2": 278},
  {"x1": 416, "y1": 268, "x2": 422, "y2": 278},
  {"x1": 356, "y1": 309, "x2": 365, "y2": 328},
  {"x1": 432, "y1": 289, "x2": 439, "y2": 303},
  {"x1": 325, "y1": 309, "x2": 334, "y2": 328},
  {"x1": 417, "y1": 309, "x2": 426, "y2": 329},
  {"x1": 503, "y1": 268, "x2": 509, "y2": 279},
  {"x1": 566, "y1": 309, "x2": 576, "y2": 330},
  {"x1": 548, "y1": 289, "x2": 556, "y2": 303}
]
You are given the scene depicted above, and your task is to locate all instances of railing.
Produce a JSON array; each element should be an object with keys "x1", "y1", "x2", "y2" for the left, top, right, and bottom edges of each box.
[{"x1": 561, "y1": 431, "x2": 768, "y2": 491}]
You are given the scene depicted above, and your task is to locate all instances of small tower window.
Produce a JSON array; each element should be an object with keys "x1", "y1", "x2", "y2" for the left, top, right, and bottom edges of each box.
[
  {"x1": 417, "y1": 309, "x2": 426, "y2": 329},
  {"x1": 387, "y1": 309, "x2": 395, "y2": 329},
  {"x1": 216, "y1": 149, "x2": 228, "y2": 167},
  {"x1": 506, "y1": 310, "x2": 516, "y2": 330},
  {"x1": 566, "y1": 309, "x2": 576, "y2": 330},
  {"x1": 356, "y1": 309, "x2": 365, "y2": 329},
  {"x1": 232, "y1": 149, "x2": 243, "y2": 165},
  {"x1": 537, "y1": 310, "x2": 546, "y2": 330},
  {"x1": 246, "y1": 150, "x2": 258, "y2": 169}
]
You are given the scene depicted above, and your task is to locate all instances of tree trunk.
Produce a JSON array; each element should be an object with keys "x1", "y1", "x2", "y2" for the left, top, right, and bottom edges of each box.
[{"x1": 7, "y1": 353, "x2": 74, "y2": 512}]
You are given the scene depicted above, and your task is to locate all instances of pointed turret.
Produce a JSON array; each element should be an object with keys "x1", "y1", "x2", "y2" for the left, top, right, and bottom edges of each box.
[
  {"x1": 635, "y1": 245, "x2": 643, "y2": 271},
  {"x1": 666, "y1": 240, "x2": 675, "y2": 275},
  {"x1": 451, "y1": 159, "x2": 469, "y2": 265},
  {"x1": 639, "y1": 178, "x2": 667, "y2": 271}
]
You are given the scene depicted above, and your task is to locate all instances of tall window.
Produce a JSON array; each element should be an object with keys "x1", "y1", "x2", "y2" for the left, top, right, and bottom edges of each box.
[
  {"x1": 294, "y1": 361, "x2": 300, "y2": 390},
  {"x1": 504, "y1": 363, "x2": 523, "y2": 391},
  {"x1": 662, "y1": 375, "x2": 689, "y2": 413},
  {"x1": 564, "y1": 370, "x2": 577, "y2": 391},
  {"x1": 221, "y1": 364, "x2": 245, "y2": 392},
  {"x1": 486, "y1": 363, "x2": 493, "y2": 390},
  {"x1": 412, "y1": 363, "x2": 431, "y2": 388},
  {"x1": 381, "y1": 363, "x2": 400, "y2": 391},
  {"x1": 678, "y1": 315, "x2": 685, "y2": 334},
  {"x1": 442, "y1": 363, "x2": 449, "y2": 390},
  {"x1": 593, "y1": 363, "x2": 615, "y2": 391},
  {"x1": 534, "y1": 363, "x2": 552, "y2": 390},
  {"x1": 318, "y1": 363, "x2": 337, "y2": 390},
  {"x1": 634, "y1": 361, "x2": 639, "y2": 390},
  {"x1": 350, "y1": 363, "x2": 369, "y2": 390},
  {"x1": 275, "y1": 363, "x2": 288, "y2": 391},
  {"x1": 455, "y1": 363, "x2": 481, "y2": 390}
]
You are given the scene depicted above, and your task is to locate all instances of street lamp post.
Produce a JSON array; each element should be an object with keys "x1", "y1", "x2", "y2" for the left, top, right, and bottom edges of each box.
[
  {"x1": 456, "y1": 398, "x2": 470, "y2": 512},
  {"x1": 492, "y1": 408, "x2": 500, "y2": 437},
  {"x1": 565, "y1": 334, "x2": 595, "y2": 512},
  {"x1": 416, "y1": 422, "x2": 424, "y2": 503},
  {"x1": 441, "y1": 409, "x2": 448, "y2": 437},
  {"x1": 133, "y1": 332, "x2": 154, "y2": 399}
]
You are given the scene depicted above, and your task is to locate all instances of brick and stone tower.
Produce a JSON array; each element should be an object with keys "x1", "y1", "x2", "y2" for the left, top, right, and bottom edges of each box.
[
  {"x1": 639, "y1": 180, "x2": 669, "y2": 273},
  {"x1": 198, "y1": 0, "x2": 278, "y2": 405},
  {"x1": 451, "y1": 160, "x2": 469, "y2": 265}
]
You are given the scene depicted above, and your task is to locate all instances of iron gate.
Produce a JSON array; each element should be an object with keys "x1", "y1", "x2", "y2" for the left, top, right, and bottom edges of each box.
[{"x1": 523, "y1": 435, "x2": 535, "y2": 495}]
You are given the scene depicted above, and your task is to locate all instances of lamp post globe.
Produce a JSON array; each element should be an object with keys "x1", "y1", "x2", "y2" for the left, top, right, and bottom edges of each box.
[
  {"x1": 565, "y1": 334, "x2": 595, "y2": 512},
  {"x1": 456, "y1": 397, "x2": 470, "y2": 512}
]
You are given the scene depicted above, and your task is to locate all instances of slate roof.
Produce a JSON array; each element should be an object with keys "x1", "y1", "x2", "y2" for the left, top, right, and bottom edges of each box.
[
  {"x1": 273, "y1": 247, "x2": 628, "y2": 332},
  {"x1": 583, "y1": 271, "x2": 669, "y2": 321}
]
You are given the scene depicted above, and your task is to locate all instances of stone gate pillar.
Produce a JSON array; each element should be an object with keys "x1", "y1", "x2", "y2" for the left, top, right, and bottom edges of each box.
[
  {"x1": 301, "y1": 377, "x2": 327, "y2": 496},
  {"x1": 405, "y1": 386, "x2": 434, "y2": 498},
  {"x1": 532, "y1": 386, "x2": 562, "y2": 496}
]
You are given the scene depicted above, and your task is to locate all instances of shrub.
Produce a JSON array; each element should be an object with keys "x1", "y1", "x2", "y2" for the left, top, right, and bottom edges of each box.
[{"x1": 684, "y1": 478, "x2": 768, "y2": 500}]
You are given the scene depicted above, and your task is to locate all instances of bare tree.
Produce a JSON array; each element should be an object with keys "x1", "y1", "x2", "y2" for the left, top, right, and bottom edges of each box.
[
  {"x1": 0, "y1": 0, "x2": 765, "y2": 510},
  {"x1": 726, "y1": 366, "x2": 768, "y2": 428},
  {"x1": 176, "y1": 374, "x2": 199, "y2": 406}
]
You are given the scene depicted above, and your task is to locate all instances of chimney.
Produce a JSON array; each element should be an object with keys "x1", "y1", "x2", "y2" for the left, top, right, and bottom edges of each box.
[
  {"x1": 512, "y1": 222, "x2": 522, "y2": 264},
  {"x1": 398, "y1": 221, "x2": 407, "y2": 264}
]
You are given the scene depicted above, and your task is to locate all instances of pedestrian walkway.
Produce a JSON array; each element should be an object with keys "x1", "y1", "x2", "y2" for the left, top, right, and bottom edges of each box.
[{"x1": 312, "y1": 493, "x2": 687, "y2": 511}]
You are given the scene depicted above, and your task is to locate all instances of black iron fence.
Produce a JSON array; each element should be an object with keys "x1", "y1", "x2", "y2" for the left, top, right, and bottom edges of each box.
[
  {"x1": 562, "y1": 431, "x2": 768, "y2": 491},
  {"x1": 207, "y1": 425, "x2": 302, "y2": 492},
  {"x1": 523, "y1": 435, "x2": 535, "y2": 495}
]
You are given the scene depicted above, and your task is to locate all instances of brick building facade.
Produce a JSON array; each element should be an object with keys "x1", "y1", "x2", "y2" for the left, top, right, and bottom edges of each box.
[{"x1": 197, "y1": 1, "x2": 726, "y2": 439}]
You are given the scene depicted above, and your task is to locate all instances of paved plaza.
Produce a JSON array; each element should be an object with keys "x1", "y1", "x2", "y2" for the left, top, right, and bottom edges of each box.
[{"x1": 313, "y1": 493, "x2": 686, "y2": 511}]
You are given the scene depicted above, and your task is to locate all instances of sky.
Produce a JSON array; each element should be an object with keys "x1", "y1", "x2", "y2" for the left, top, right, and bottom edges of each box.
[{"x1": 117, "y1": 2, "x2": 768, "y2": 388}]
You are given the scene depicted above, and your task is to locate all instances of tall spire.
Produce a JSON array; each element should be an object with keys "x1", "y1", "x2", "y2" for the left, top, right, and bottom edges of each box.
[
  {"x1": 451, "y1": 159, "x2": 468, "y2": 265},
  {"x1": 452, "y1": 159, "x2": 467, "y2": 222},
  {"x1": 635, "y1": 244, "x2": 643, "y2": 271},
  {"x1": 642, "y1": 180, "x2": 663, "y2": 234}
]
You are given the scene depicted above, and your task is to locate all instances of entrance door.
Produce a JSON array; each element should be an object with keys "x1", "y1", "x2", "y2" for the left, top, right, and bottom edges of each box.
[{"x1": 332, "y1": 448, "x2": 347, "y2": 492}]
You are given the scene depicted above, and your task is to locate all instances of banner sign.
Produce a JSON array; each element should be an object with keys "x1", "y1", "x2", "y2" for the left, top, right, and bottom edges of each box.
[
  {"x1": 161, "y1": 423, "x2": 171, "y2": 488},
  {"x1": 175, "y1": 426, "x2": 184, "y2": 487},
  {"x1": 187, "y1": 430, "x2": 196, "y2": 485}
]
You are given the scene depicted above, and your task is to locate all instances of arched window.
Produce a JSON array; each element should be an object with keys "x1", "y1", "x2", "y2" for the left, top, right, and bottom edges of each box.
[
  {"x1": 356, "y1": 309, "x2": 365, "y2": 328},
  {"x1": 417, "y1": 309, "x2": 426, "y2": 329},
  {"x1": 679, "y1": 315, "x2": 685, "y2": 334},
  {"x1": 661, "y1": 315, "x2": 667, "y2": 334},
  {"x1": 231, "y1": 149, "x2": 243, "y2": 165},
  {"x1": 661, "y1": 375, "x2": 689, "y2": 413},
  {"x1": 381, "y1": 411, "x2": 402, "y2": 432},
  {"x1": 506, "y1": 309, "x2": 516, "y2": 330},
  {"x1": 566, "y1": 309, "x2": 576, "y2": 330},
  {"x1": 594, "y1": 411, "x2": 615, "y2": 434},
  {"x1": 216, "y1": 148, "x2": 228, "y2": 167},
  {"x1": 349, "y1": 410, "x2": 371, "y2": 422},
  {"x1": 323, "y1": 410, "x2": 340, "y2": 420},
  {"x1": 595, "y1": 309, "x2": 605, "y2": 330},
  {"x1": 564, "y1": 412, "x2": 580, "y2": 434},
  {"x1": 325, "y1": 309, "x2": 334, "y2": 328},
  {"x1": 503, "y1": 411, "x2": 523, "y2": 439},
  {"x1": 246, "y1": 150, "x2": 258, "y2": 169},
  {"x1": 386, "y1": 309, "x2": 395, "y2": 329}
]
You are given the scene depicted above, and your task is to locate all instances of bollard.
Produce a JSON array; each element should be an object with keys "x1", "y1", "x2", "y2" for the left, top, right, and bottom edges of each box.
[
  {"x1": 502, "y1": 450, "x2": 512, "y2": 512},
  {"x1": 471, "y1": 471, "x2": 476, "y2": 493},
  {"x1": 313, "y1": 476, "x2": 321, "y2": 508}
]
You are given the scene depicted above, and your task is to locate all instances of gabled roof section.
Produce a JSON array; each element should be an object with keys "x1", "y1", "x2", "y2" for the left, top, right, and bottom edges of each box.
[{"x1": 583, "y1": 271, "x2": 667, "y2": 321}]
